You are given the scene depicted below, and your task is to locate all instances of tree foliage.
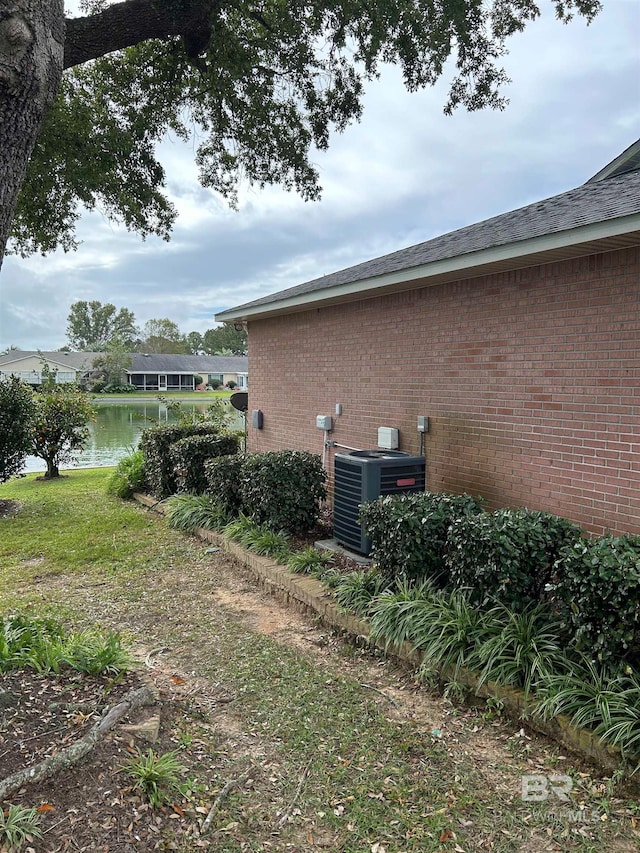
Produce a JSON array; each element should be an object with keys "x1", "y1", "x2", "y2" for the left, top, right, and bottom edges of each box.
[
  {"x1": 30, "y1": 387, "x2": 95, "y2": 479},
  {"x1": 5, "y1": 0, "x2": 601, "y2": 257},
  {"x1": 202, "y1": 323, "x2": 247, "y2": 355},
  {"x1": 89, "y1": 345, "x2": 133, "y2": 391},
  {"x1": 0, "y1": 377, "x2": 36, "y2": 484},
  {"x1": 67, "y1": 301, "x2": 138, "y2": 351},
  {"x1": 138, "y1": 318, "x2": 189, "y2": 353}
]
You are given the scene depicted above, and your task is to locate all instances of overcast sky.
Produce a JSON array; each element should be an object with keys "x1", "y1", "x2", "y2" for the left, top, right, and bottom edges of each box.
[{"x1": 1, "y1": 0, "x2": 639, "y2": 352}]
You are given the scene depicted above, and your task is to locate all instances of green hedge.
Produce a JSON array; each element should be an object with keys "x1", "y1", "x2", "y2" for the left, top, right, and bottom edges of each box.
[
  {"x1": 204, "y1": 455, "x2": 246, "y2": 518},
  {"x1": 240, "y1": 450, "x2": 326, "y2": 533},
  {"x1": 553, "y1": 535, "x2": 640, "y2": 669},
  {"x1": 170, "y1": 434, "x2": 240, "y2": 495},
  {"x1": 445, "y1": 508, "x2": 583, "y2": 610},
  {"x1": 139, "y1": 423, "x2": 223, "y2": 498},
  {"x1": 360, "y1": 492, "x2": 483, "y2": 584}
]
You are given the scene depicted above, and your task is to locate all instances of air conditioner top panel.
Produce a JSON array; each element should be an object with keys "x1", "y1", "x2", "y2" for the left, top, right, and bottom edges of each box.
[{"x1": 339, "y1": 450, "x2": 409, "y2": 459}]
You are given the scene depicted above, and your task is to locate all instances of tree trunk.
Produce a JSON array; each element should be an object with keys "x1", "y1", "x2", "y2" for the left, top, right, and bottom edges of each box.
[
  {"x1": 44, "y1": 458, "x2": 59, "y2": 478},
  {"x1": 0, "y1": 0, "x2": 217, "y2": 265},
  {"x1": 0, "y1": 0, "x2": 65, "y2": 266}
]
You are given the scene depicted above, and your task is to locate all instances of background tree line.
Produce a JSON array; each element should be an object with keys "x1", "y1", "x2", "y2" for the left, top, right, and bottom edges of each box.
[{"x1": 65, "y1": 300, "x2": 247, "y2": 356}]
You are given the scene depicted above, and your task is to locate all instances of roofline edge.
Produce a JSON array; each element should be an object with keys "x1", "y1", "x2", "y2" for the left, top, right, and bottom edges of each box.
[{"x1": 215, "y1": 214, "x2": 640, "y2": 323}]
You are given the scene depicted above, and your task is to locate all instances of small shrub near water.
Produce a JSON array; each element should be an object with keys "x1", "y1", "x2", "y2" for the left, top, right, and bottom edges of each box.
[
  {"x1": 204, "y1": 454, "x2": 246, "y2": 517},
  {"x1": 169, "y1": 433, "x2": 239, "y2": 495},
  {"x1": 106, "y1": 449, "x2": 147, "y2": 499},
  {"x1": 140, "y1": 423, "x2": 223, "y2": 498}
]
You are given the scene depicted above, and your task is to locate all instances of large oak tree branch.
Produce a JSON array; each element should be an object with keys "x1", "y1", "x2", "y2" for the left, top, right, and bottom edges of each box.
[{"x1": 64, "y1": 0, "x2": 217, "y2": 68}]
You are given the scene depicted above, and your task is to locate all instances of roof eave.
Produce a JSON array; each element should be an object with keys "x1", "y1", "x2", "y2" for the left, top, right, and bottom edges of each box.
[{"x1": 216, "y1": 215, "x2": 640, "y2": 323}]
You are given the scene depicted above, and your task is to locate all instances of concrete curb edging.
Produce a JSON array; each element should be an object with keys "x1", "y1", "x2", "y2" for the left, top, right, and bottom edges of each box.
[{"x1": 133, "y1": 493, "x2": 626, "y2": 775}]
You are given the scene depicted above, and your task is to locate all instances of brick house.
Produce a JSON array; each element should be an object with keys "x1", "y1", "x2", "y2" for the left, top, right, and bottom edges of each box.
[{"x1": 217, "y1": 140, "x2": 640, "y2": 536}]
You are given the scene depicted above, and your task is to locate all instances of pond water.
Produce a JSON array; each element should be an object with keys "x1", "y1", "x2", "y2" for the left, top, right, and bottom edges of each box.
[{"x1": 24, "y1": 400, "x2": 245, "y2": 474}]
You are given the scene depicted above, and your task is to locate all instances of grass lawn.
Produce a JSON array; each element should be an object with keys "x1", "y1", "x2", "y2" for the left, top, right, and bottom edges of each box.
[{"x1": 1, "y1": 470, "x2": 639, "y2": 852}]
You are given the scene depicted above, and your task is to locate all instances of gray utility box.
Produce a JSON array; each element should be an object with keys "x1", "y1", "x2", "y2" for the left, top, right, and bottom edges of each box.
[{"x1": 333, "y1": 450, "x2": 426, "y2": 556}]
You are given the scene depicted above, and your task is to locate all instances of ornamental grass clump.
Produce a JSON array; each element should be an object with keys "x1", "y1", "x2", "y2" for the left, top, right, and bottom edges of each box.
[
  {"x1": 287, "y1": 546, "x2": 333, "y2": 576},
  {"x1": 121, "y1": 748, "x2": 188, "y2": 807},
  {"x1": 368, "y1": 578, "x2": 439, "y2": 650},
  {"x1": 0, "y1": 804, "x2": 42, "y2": 850},
  {"x1": 535, "y1": 660, "x2": 640, "y2": 766},
  {"x1": 333, "y1": 568, "x2": 391, "y2": 617},
  {"x1": 474, "y1": 603, "x2": 571, "y2": 700},
  {"x1": 0, "y1": 613, "x2": 132, "y2": 676},
  {"x1": 165, "y1": 493, "x2": 227, "y2": 532}
]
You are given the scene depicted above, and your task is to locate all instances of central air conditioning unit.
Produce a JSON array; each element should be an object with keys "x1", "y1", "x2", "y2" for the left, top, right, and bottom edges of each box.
[{"x1": 333, "y1": 450, "x2": 426, "y2": 555}]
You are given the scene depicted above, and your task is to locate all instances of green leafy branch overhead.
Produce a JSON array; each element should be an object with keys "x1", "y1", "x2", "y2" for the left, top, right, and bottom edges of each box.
[{"x1": 4, "y1": 0, "x2": 601, "y2": 257}]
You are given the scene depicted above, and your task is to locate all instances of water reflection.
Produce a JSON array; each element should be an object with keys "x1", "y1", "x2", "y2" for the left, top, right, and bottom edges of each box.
[{"x1": 23, "y1": 400, "x2": 243, "y2": 474}]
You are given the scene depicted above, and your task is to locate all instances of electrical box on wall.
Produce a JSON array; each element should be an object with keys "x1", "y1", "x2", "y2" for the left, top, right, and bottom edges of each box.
[
  {"x1": 377, "y1": 427, "x2": 399, "y2": 450},
  {"x1": 316, "y1": 415, "x2": 333, "y2": 431},
  {"x1": 417, "y1": 416, "x2": 429, "y2": 433},
  {"x1": 252, "y1": 409, "x2": 263, "y2": 429}
]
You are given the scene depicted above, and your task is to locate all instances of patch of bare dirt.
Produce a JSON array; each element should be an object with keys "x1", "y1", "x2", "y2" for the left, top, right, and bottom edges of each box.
[{"x1": 0, "y1": 500, "x2": 20, "y2": 519}]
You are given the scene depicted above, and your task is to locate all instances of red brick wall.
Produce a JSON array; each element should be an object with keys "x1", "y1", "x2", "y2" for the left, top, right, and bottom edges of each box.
[{"x1": 247, "y1": 247, "x2": 640, "y2": 536}]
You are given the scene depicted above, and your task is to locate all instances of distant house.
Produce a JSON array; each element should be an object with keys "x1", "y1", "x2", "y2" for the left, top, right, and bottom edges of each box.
[
  {"x1": 0, "y1": 351, "x2": 248, "y2": 392},
  {"x1": 126, "y1": 354, "x2": 248, "y2": 391},
  {"x1": 0, "y1": 351, "x2": 100, "y2": 385},
  {"x1": 216, "y1": 140, "x2": 640, "y2": 537}
]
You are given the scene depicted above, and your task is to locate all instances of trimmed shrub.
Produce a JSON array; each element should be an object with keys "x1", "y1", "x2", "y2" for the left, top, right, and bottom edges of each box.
[
  {"x1": 360, "y1": 492, "x2": 483, "y2": 585},
  {"x1": 445, "y1": 508, "x2": 583, "y2": 610},
  {"x1": 170, "y1": 434, "x2": 239, "y2": 494},
  {"x1": 204, "y1": 454, "x2": 246, "y2": 517},
  {"x1": 140, "y1": 423, "x2": 222, "y2": 498},
  {"x1": 552, "y1": 535, "x2": 640, "y2": 668},
  {"x1": 106, "y1": 449, "x2": 147, "y2": 498},
  {"x1": 240, "y1": 450, "x2": 326, "y2": 534}
]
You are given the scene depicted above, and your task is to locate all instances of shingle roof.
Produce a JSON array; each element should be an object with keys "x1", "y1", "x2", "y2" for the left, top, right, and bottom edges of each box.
[
  {"x1": 218, "y1": 151, "x2": 640, "y2": 318},
  {"x1": 0, "y1": 351, "x2": 101, "y2": 370},
  {"x1": 128, "y1": 354, "x2": 247, "y2": 373},
  {"x1": 0, "y1": 351, "x2": 248, "y2": 374}
]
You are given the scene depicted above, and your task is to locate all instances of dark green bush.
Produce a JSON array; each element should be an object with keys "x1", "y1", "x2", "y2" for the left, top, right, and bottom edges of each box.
[
  {"x1": 170, "y1": 434, "x2": 239, "y2": 494},
  {"x1": 360, "y1": 492, "x2": 484, "y2": 584},
  {"x1": 240, "y1": 450, "x2": 326, "y2": 534},
  {"x1": 204, "y1": 455, "x2": 246, "y2": 517},
  {"x1": 140, "y1": 423, "x2": 223, "y2": 498},
  {"x1": 553, "y1": 535, "x2": 640, "y2": 669},
  {"x1": 446, "y1": 508, "x2": 583, "y2": 610}
]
